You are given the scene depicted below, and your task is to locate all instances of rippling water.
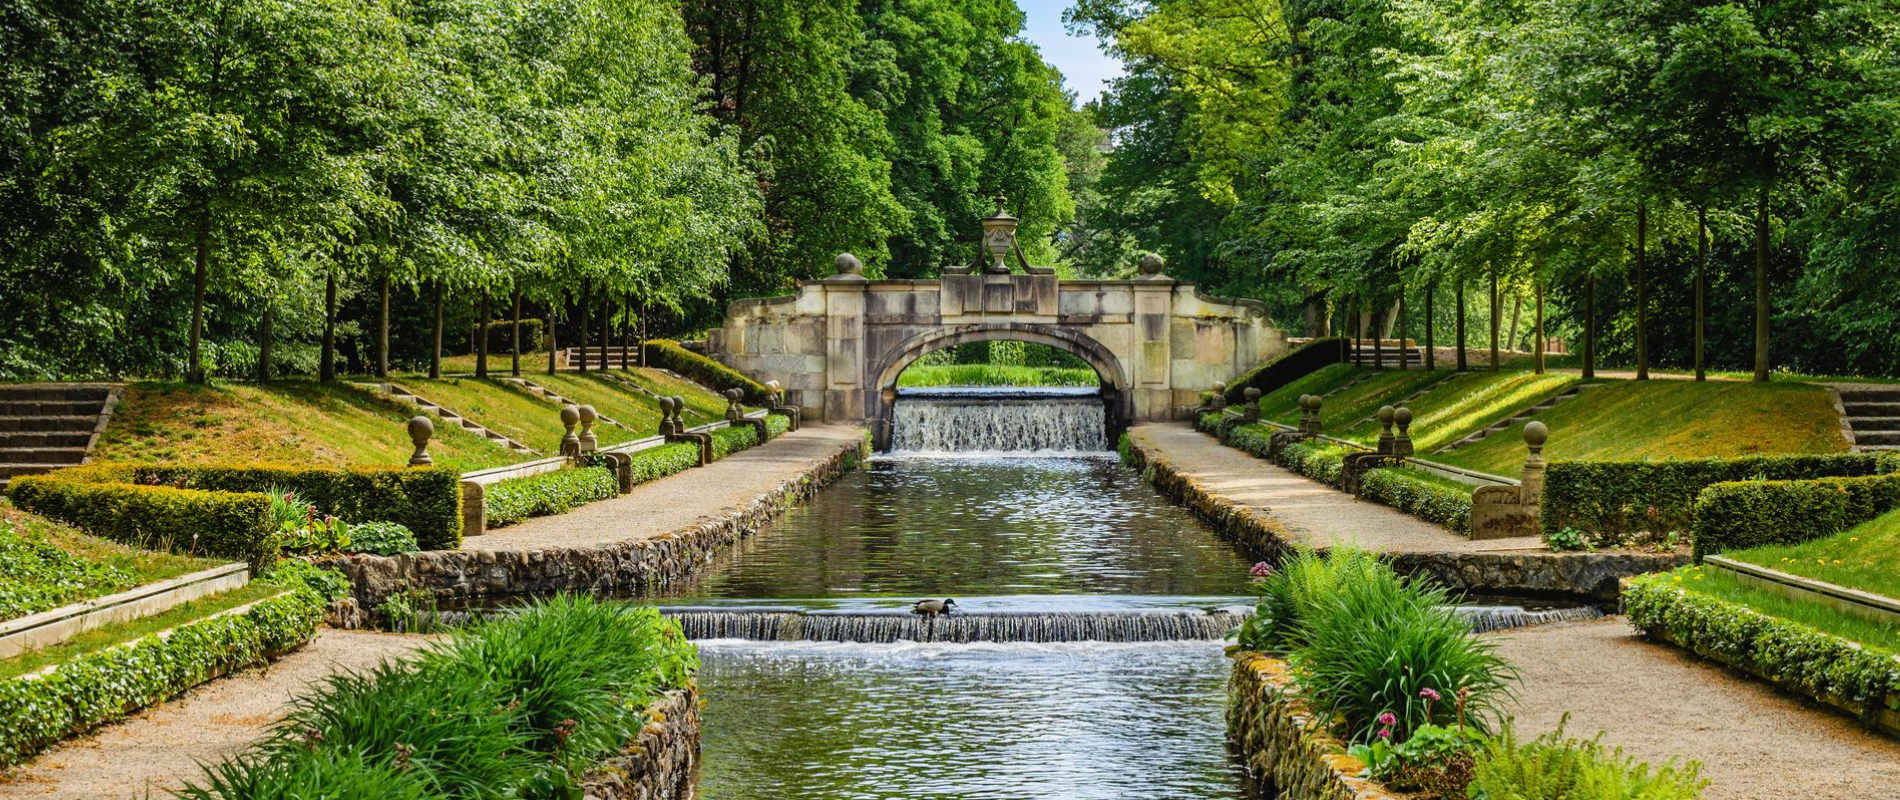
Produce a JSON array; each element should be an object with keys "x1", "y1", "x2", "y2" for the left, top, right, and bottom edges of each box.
[
  {"x1": 697, "y1": 640, "x2": 1257, "y2": 800},
  {"x1": 674, "y1": 456, "x2": 1257, "y2": 599}
]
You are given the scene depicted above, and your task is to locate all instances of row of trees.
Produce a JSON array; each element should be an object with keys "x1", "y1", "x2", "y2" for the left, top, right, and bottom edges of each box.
[
  {"x1": 0, "y1": 0, "x2": 1094, "y2": 380},
  {"x1": 1068, "y1": 0, "x2": 1900, "y2": 379}
]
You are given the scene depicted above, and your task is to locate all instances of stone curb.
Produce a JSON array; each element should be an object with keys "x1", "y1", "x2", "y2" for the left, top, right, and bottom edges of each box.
[
  {"x1": 582, "y1": 686, "x2": 701, "y2": 800},
  {"x1": 1228, "y1": 652, "x2": 1404, "y2": 800}
]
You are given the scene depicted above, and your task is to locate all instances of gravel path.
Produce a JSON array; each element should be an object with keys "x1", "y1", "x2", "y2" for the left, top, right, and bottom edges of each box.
[
  {"x1": 1127, "y1": 423, "x2": 1544, "y2": 554},
  {"x1": 1490, "y1": 618, "x2": 1900, "y2": 800},
  {"x1": 0, "y1": 630, "x2": 429, "y2": 800},
  {"x1": 467, "y1": 424, "x2": 865, "y2": 551}
]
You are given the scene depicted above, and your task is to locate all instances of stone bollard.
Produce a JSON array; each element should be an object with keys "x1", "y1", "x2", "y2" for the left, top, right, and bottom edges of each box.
[
  {"x1": 1209, "y1": 382, "x2": 1228, "y2": 413},
  {"x1": 724, "y1": 388, "x2": 746, "y2": 422},
  {"x1": 407, "y1": 416, "x2": 434, "y2": 467},
  {"x1": 577, "y1": 405, "x2": 599, "y2": 455},
  {"x1": 657, "y1": 396, "x2": 677, "y2": 436},
  {"x1": 1300, "y1": 395, "x2": 1325, "y2": 438},
  {"x1": 1242, "y1": 387, "x2": 1262, "y2": 422},
  {"x1": 560, "y1": 404, "x2": 582, "y2": 459},
  {"x1": 1521, "y1": 421, "x2": 1549, "y2": 499},
  {"x1": 661, "y1": 395, "x2": 711, "y2": 464},
  {"x1": 1393, "y1": 407, "x2": 1415, "y2": 458},
  {"x1": 1376, "y1": 405, "x2": 1397, "y2": 455}
]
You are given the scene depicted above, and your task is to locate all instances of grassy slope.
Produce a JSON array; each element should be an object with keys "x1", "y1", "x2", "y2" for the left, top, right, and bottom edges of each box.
[
  {"x1": 1304, "y1": 369, "x2": 1449, "y2": 433},
  {"x1": 0, "y1": 582, "x2": 287, "y2": 679},
  {"x1": 1725, "y1": 508, "x2": 1900, "y2": 599},
  {"x1": 1682, "y1": 566, "x2": 1900, "y2": 653},
  {"x1": 397, "y1": 376, "x2": 593, "y2": 453},
  {"x1": 1336, "y1": 371, "x2": 1579, "y2": 452},
  {"x1": 93, "y1": 380, "x2": 520, "y2": 472},
  {"x1": 0, "y1": 501, "x2": 221, "y2": 589},
  {"x1": 1258, "y1": 363, "x2": 1362, "y2": 423},
  {"x1": 615, "y1": 368, "x2": 727, "y2": 423},
  {"x1": 527, "y1": 372, "x2": 665, "y2": 435},
  {"x1": 1434, "y1": 380, "x2": 1848, "y2": 475}
]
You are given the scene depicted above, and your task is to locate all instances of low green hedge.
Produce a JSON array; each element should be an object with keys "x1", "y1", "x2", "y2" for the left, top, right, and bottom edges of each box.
[
  {"x1": 1625, "y1": 569, "x2": 1900, "y2": 719},
  {"x1": 132, "y1": 464, "x2": 463, "y2": 551},
  {"x1": 1541, "y1": 453, "x2": 1896, "y2": 542},
  {"x1": 711, "y1": 424, "x2": 761, "y2": 460},
  {"x1": 485, "y1": 466, "x2": 618, "y2": 529},
  {"x1": 1360, "y1": 468, "x2": 1473, "y2": 533},
  {"x1": 1692, "y1": 473, "x2": 1900, "y2": 559},
  {"x1": 765, "y1": 412, "x2": 791, "y2": 438},
  {"x1": 1223, "y1": 423, "x2": 1276, "y2": 459},
  {"x1": 1278, "y1": 439, "x2": 1350, "y2": 487},
  {"x1": 627, "y1": 442, "x2": 700, "y2": 485},
  {"x1": 644, "y1": 339, "x2": 768, "y2": 403},
  {"x1": 0, "y1": 573, "x2": 330, "y2": 768}
]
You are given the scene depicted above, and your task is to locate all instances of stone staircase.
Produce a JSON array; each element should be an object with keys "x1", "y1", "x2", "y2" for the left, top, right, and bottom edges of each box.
[
  {"x1": 558, "y1": 347, "x2": 640, "y2": 370},
  {"x1": 497, "y1": 377, "x2": 638, "y2": 433},
  {"x1": 1349, "y1": 344, "x2": 1425, "y2": 369},
  {"x1": 358, "y1": 383, "x2": 541, "y2": 456},
  {"x1": 0, "y1": 384, "x2": 122, "y2": 491},
  {"x1": 1837, "y1": 386, "x2": 1900, "y2": 452},
  {"x1": 1433, "y1": 382, "x2": 1602, "y2": 455}
]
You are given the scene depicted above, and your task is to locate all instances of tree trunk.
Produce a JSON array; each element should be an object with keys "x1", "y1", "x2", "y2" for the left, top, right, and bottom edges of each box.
[
  {"x1": 576, "y1": 284, "x2": 590, "y2": 373},
  {"x1": 1373, "y1": 304, "x2": 1385, "y2": 370},
  {"x1": 1424, "y1": 283, "x2": 1436, "y2": 370},
  {"x1": 1636, "y1": 202, "x2": 1649, "y2": 380},
  {"x1": 1396, "y1": 288, "x2": 1408, "y2": 370},
  {"x1": 620, "y1": 293, "x2": 633, "y2": 370},
  {"x1": 319, "y1": 271, "x2": 337, "y2": 381},
  {"x1": 1303, "y1": 286, "x2": 1329, "y2": 337},
  {"x1": 1583, "y1": 276, "x2": 1596, "y2": 379},
  {"x1": 598, "y1": 293, "x2": 609, "y2": 370},
  {"x1": 429, "y1": 281, "x2": 444, "y2": 379},
  {"x1": 1534, "y1": 283, "x2": 1545, "y2": 374},
  {"x1": 638, "y1": 303, "x2": 648, "y2": 367},
  {"x1": 511, "y1": 291, "x2": 523, "y2": 378},
  {"x1": 547, "y1": 299, "x2": 559, "y2": 376},
  {"x1": 1696, "y1": 207, "x2": 1708, "y2": 381},
  {"x1": 1488, "y1": 269, "x2": 1501, "y2": 371},
  {"x1": 257, "y1": 300, "x2": 273, "y2": 383},
  {"x1": 188, "y1": 214, "x2": 211, "y2": 383},
  {"x1": 1754, "y1": 187, "x2": 1771, "y2": 382},
  {"x1": 1455, "y1": 283, "x2": 1467, "y2": 372},
  {"x1": 476, "y1": 292, "x2": 490, "y2": 378},
  {"x1": 1507, "y1": 294, "x2": 1522, "y2": 353},
  {"x1": 376, "y1": 276, "x2": 389, "y2": 378}
]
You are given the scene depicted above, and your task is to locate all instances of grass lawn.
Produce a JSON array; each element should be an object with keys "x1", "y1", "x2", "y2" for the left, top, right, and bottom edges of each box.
[
  {"x1": 1257, "y1": 363, "x2": 1362, "y2": 422},
  {"x1": 613, "y1": 368, "x2": 729, "y2": 424},
  {"x1": 395, "y1": 376, "x2": 581, "y2": 453},
  {"x1": 92, "y1": 380, "x2": 521, "y2": 472},
  {"x1": 0, "y1": 582, "x2": 289, "y2": 679},
  {"x1": 1678, "y1": 566, "x2": 1900, "y2": 653},
  {"x1": 1340, "y1": 370, "x2": 1579, "y2": 452},
  {"x1": 1299, "y1": 369, "x2": 1449, "y2": 433},
  {"x1": 0, "y1": 501, "x2": 222, "y2": 607},
  {"x1": 897, "y1": 364, "x2": 1100, "y2": 387},
  {"x1": 1433, "y1": 379, "x2": 1848, "y2": 475},
  {"x1": 1724, "y1": 509, "x2": 1900, "y2": 600},
  {"x1": 524, "y1": 372, "x2": 666, "y2": 438}
]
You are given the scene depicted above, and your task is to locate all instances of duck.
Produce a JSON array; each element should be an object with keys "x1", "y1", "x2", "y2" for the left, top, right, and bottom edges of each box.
[{"x1": 912, "y1": 598, "x2": 957, "y2": 619}]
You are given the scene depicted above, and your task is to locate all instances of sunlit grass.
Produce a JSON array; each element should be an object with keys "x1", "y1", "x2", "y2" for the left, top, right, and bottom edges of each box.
[
  {"x1": 1678, "y1": 566, "x2": 1900, "y2": 652},
  {"x1": 0, "y1": 583, "x2": 289, "y2": 679},
  {"x1": 1724, "y1": 509, "x2": 1900, "y2": 600},
  {"x1": 1337, "y1": 371, "x2": 1578, "y2": 452},
  {"x1": 1258, "y1": 363, "x2": 1362, "y2": 423},
  {"x1": 395, "y1": 376, "x2": 577, "y2": 453}
]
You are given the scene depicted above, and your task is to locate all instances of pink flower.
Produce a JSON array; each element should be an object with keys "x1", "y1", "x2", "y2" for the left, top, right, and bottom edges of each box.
[
  {"x1": 1249, "y1": 561, "x2": 1276, "y2": 577},
  {"x1": 1376, "y1": 712, "x2": 1397, "y2": 726},
  {"x1": 1377, "y1": 727, "x2": 1392, "y2": 740},
  {"x1": 1419, "y1": 688, "x2": 1441, "y2": 702}
]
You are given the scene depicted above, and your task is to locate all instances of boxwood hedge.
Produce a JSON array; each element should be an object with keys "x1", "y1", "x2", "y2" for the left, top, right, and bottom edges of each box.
[
  {"x1": 484, "y1": 466, "x2": 618, "y2": 529},
  {"x1": 1692, "y1": 473, "x2": 1900, "y2": 559},
  {"x1": 1359, "y1": 468, "x2": 1473, "y2": 533},
  {"x1": 626, "y1": 442, "x2": 700, "y2": 485},
  {"x1": 643, "y1": 339, "x2": 768, "y2": 403},
  {"x1": 1540, "y1": 453, "x2": 1896, "y2": 542}
]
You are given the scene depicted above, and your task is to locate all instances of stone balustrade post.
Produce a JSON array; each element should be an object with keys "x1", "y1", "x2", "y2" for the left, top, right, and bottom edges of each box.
[
  {"x1": 577, "y1": 405, "x2": 598, "y2": 455},
  {"x1": 1520, "y1": 421, "x2": 1548, "y2": 502},
  {"x1": 1241, "y1": 387, "x2": 1262, "y2": 422},
  {"x1": 560, "y1": 404, "x2": 582, "y2": 459},
  {"x1": 1376, "y1": 405, "x2": 1397, "y2": 455},
  {"x1": 1208, "y1": 382, "x2": 1228, "y2": 413},
  {"x1": 1393, "y1": 407, "x2": 1415, "y2": 458},
  {"x1": 407, "y1": 416, "x2": 434, "y2": 467}
]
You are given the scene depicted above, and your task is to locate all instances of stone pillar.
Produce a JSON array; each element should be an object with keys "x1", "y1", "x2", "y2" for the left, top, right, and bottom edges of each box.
[
  {"x1": 823, "y1": 254, "x2": 869, "y2": 423},
  {"x1": 1393, "y1": 407, "x2": 1415, "y2": 458},
  {"x1": 1132, "y1": 258, "x2": 1174, "y2": 421},
  {"x1": 560, "y1": 405, "x2": 581, "y2": 459},
  {"x1": 1376, "y1": 405, "x2": 1397, "y2": 455},
  {"x1": 460, "y1": 480, "x2": 485, "y2": 537},
  {"x1": 577, "y1": 405, "x2": 598, "y2": 455},
  {"x1": 1207, "y1": 382, "x2": 1228, "y2": 413},
  {"x1": 766, "y1": 380, "x2": 801, "y2": 432},
  {"x1": 1300, "y1": 395, "x2": 1324, "y2": 438},
  {"x1": 1241, "y1": 387, "x2": 1262, "y2": 422},
  {"x1": 407, "y1": 416, "x2": 434, "y2": 467},
  {"x1": 1520, "y1": 421, "x2": 1548, "y2": 501}
]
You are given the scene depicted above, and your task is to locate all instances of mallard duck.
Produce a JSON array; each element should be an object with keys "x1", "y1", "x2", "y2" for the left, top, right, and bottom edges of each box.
[{"x1": 912, "y1": 598, "x2": 957, "y2": 618}]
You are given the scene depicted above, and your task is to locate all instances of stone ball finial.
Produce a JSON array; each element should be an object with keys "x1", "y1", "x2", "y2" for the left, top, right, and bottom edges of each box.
[
  {"x1": 1394, "y1": 407, "x2": 1413, "y2": 429},
  {"x1": 834, "y1": 252, "x2": 863, "y2": 276},
  {"x1": 1377, "y1": 405, "x2": 1396, "y2": 424},
  {"x1": 1137, "y1": 252, "x2": 1166, "y2": 277},
  {"x1": 577, "y1": 405, "x2": 597, "y2": 424},
  {"x1": 407, "y1": 415, "x2": 434, "y2": 467},
  {"x1": 725, "y1": 388, "x2": 744, "y2": 401},
  {"x1": 1299, "y1": 394, "x2": 1315, "y2": 411},
  {"x1": 561, "y1": 404, "x2": 581, "y2": 428},
  {"x1": 766, "y1": 380, "x2": 782, "y2": 399},
  {"x1": 1523, "y1": 420, "x2": 1549, "y2": 449},
  {"x1": 659, "y1": 396, "x2": 676, "y2": 414},
  {"x1": 1243, "y1": 387, "x2": 1262, "y2": 402},
  {"x1": 1213, "y1": 381, "x2": 1227, "y2": 393}
]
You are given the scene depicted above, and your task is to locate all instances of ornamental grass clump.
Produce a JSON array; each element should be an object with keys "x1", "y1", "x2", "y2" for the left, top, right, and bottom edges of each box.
[{"x1": 178, "y1": 594, "x2": 697, "y2": 800}]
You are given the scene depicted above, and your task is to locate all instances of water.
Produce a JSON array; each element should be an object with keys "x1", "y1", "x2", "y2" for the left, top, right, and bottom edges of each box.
[
  {"x1": 697, "y1": 640, "x2": 1256, "y2": 800},
  {"x1": 662, "y1": 596, "x2": 1253, "y2": 643},
  {"x1": 891, "y1": 387, "x2": 1107, "y2": 453},
  {"x1": 675, "y1": 456, "x2": 1257, "y2": 598}
]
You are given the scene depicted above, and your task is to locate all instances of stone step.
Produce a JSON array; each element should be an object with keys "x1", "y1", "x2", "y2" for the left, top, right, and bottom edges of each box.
[
  {"x1": 1846, "y1": 416, "x2": 1900, "y2": 432},
  {"x1": 0, "y1": 400, "x2": 106, "y2": 417},
  {"x1": 0, "y1": 431, "x2": 92, "y2": 449},
  {"x1": 1843, "y1": 402, "x2": 1900, "y2": 417},
  {"x1": 1854, "y1": 430, "x2": 1900, "y2": 447},
  {"x1": 1836, "y1": 388, "x2": 1900, "y2": 403},
  {"x1": 0, "y1": 385, "x2": 112, "y2": 403},
  {"x1": 1, "y1": 447, "x2": 89, "y2": 465},
  {"x1": 0, "y1": 463, "x2": 61, "y2": 480},
  {"x1": 0, "y1": 415, "x2": 99, "y2": 433}
]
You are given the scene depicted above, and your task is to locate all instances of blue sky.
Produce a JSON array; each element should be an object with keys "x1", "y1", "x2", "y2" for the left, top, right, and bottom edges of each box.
[{"x1": 1016, "y1": 0, "x2": 1124, "y2": 104}]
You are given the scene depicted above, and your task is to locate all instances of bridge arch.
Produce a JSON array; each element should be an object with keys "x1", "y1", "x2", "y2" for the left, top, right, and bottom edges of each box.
[{"x1": 866, "y1": 323, "x2": 1133, "y2": 451}]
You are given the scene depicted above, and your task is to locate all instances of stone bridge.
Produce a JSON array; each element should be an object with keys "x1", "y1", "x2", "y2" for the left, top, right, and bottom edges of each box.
[{"x1": 706, "y1": 205, "x2": 1287, "y2": 448}]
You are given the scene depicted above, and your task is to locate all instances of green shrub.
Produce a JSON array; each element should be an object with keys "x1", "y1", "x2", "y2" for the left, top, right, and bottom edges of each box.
[
  {"x1": 0, "y1": 519, "x2": 134, "y2": 621},
  {"x1": 1223, "y1": 423, "x2": 1277, "y2": 459},
  {"x1": 1277, "y1": 439, "x2": 1349, "y2": 487},
  {"x1": 0, "y1": 582, "x2": 326, "y2": 768},
  {"x1": 764, "y1": 413, "x2": 791, "y2": 439},
  {"x1": 1360, "y1": 469, "x2": 1473, "y2": 533},
  {"x1": 178, "y1": 595, "x2": 697, "y2": 800},
  {"x1": 131, "y1": 464, "x2": 463, "y2": 551},
  {"x1": 478, "y1": 318, "x2": 545, "y2": 355},
  {"x1": 710, "y1": 424, "x2": 761, "y2": 460},
  {"x1": 1467, "y1": 723, "x2": 1706, "y2": 800},
  {"x1": 345, "y1": 521, "x2": 419, "y2": 556},
  {"x1": 485, "y1": 467, "x2": 617, "y2": 529},
  {"x1": 1624, "y1": 568, "x2": 1900, "y2": 714},
  {"x1": 1691, "y1": 473, "x2": 1900, "y2": 559},
  {"x1": 626, "y1": 442, "x2": 700, "y2": 485},
  {"x1": 1540, "y1": 453, "x2": 1892, "y2": 543},
  {"x1": 8, "y1": 467, "x2": 278, "y2": 569},
  {"x1": 643, "y1": 339, "x2": 768, "y2": 402}
]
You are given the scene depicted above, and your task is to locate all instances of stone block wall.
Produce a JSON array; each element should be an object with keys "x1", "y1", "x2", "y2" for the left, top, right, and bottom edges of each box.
[
  {"x1": 582, "y1": 687, "x2": 701, "y2": 800},
  {"x1": 1228, "y1": 653, "x2": 1402, "y2": 800}
]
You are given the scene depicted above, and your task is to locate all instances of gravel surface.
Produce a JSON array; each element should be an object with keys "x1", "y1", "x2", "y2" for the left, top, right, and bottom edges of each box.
[
  {"x1": 467, "y1": 424, "x2": 866, "y2": 551},
  {"x1": 0, "y1": 630, "x2": 429, "y2": 800},
  {"x1": 1128, "y1": 424, "x2": 1544, "y2": 553},
  {"x1": 1490, "y1": 618, "x2": 1900, "y2": 800}
]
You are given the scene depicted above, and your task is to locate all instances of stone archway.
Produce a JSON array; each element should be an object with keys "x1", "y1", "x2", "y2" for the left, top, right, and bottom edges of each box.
[{"x1": 866, "y1": 323, "x2": 1132, "y2": 451}]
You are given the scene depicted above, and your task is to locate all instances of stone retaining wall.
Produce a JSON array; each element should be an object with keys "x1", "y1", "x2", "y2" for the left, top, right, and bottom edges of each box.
[
  {"x1": 1228, "y1": 653, "x2": 1400, "y2": 800},
  {"x1": 1123, "y1": 435, "x2": 1685, "y2": 601},
  {"x1": 583, "y1": 687, "x2": 701, "y2": 800},
  {"x1": 332, "y1": 436, "x2": 866, "y2": 610}
]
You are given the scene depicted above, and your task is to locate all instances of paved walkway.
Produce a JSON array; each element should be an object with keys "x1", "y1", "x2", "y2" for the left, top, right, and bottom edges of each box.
[
  {"x1": 468, "y1": 424, "x2": 864, "y2": 551},
  {"x1": 1492, "y1": 618, "x2": 1900, "y2": 800},
  {"x1": 0, "y1": 630, "x2": 428, "y2": 799},
  {"x1": 1127, "y1": 423, "x2": 1543, "y2": 554}
]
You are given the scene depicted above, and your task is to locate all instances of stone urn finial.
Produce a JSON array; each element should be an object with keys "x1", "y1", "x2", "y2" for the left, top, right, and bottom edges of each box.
[
  {"x1": 831, "y1": 252, "x2": 866, "y2": 281},
  {"x1": 724, "y1": 388, "x2": 746, "y2": 421},
  {"x1": 406, "y1": 415, "x2": 434, "y2": 467},
  {"x1": 577, "y1": 405, "x2": 598, "y2": 453},
  {"x1": 1136, "y1": 252, "x2": 1167, "y2": 280},
  {"x1": 1377, "y1": 405, "x2": 1398, "y2": 455},
  {"x1": 1242, "y1": 387, "x2": 1262, "y2": 421},
  {"x1": 1393, "y1": 407, "x2": 1415, "y2": 458},
  {"x1": 765, "y1": 380, "x2": 782, "y2": 402},
  {"x1": 980, "y1": 194, "x2": 1020, "y2": 275}
]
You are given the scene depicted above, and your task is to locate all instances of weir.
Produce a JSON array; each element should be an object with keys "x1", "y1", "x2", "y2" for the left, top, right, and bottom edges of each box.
[{"x1": 890, "y1": 387, "x2": 1108, "y2": 453}]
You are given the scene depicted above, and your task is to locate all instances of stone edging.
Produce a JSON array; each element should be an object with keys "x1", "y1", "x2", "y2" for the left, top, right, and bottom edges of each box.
[
  {"x1": 1228, "y1": 652, "x2": 1400, "y2": 800},
  {"x1": 331, "y1": 434, "x2": 866, "y2": 611},
  {"x1": 1123, "y1": 434, "x2": 1686, "y2": 601},
  {"x1": 582, "y1": 686, "x2": 701, "y2": 799}
]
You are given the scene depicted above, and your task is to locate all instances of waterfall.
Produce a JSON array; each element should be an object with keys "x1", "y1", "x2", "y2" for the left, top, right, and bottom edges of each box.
[
  {"x1": 891, "y1": 388, "x2": 1107, "y2": 453},
  {"x1": 667, "y1": 607, "x2": 1249, "y2": 643}
]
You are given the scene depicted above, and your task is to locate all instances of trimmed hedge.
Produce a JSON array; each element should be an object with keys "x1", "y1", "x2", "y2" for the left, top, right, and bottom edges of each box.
[
  {"x1": 485, "y1": 466, "x2": 618, "y2": 529},
  {"x1": 8, "y1": 470, "x2": 277, "y2": 569},
  {"x1": 1278, "y1": 439, "x2": 1350, "y2": 487},
  {"x1": 132, "y1": 464, "x2": 463, "y2": 551},
  {"x1": 478, "y1": 317, "x2": 545, "y2": 355},
  {"x1": 1224, "y1": 337, "x2": 1348, "y2": 404},
  {"x1": 1692, "y1": 473, "x2": 1900, "y2": 559},
  {"x1": 644, "y1": 339, "x2": 768, "y2": 403},
  {"x1": 627, "y1": 442, "x2": 700, "y2": 485},
  {"x1": 0, "y1": 580, "x2": 328, "y2": 767},
  {"x1": 1541, "y1": 453, "x2": 1896, "y2": 542},
  {"x1": 711, "y1": 424, "x2": 761, "y2": 460},
  {"x1": 1360, "y1": 468, "x2": 1473, "y2": 533},
  {"x1": 765, "y1": 412, "x2": 791, "y2": 438},
  {"x1": 1625, "y1": 568, "x2": 1900, "y2": 720}
]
